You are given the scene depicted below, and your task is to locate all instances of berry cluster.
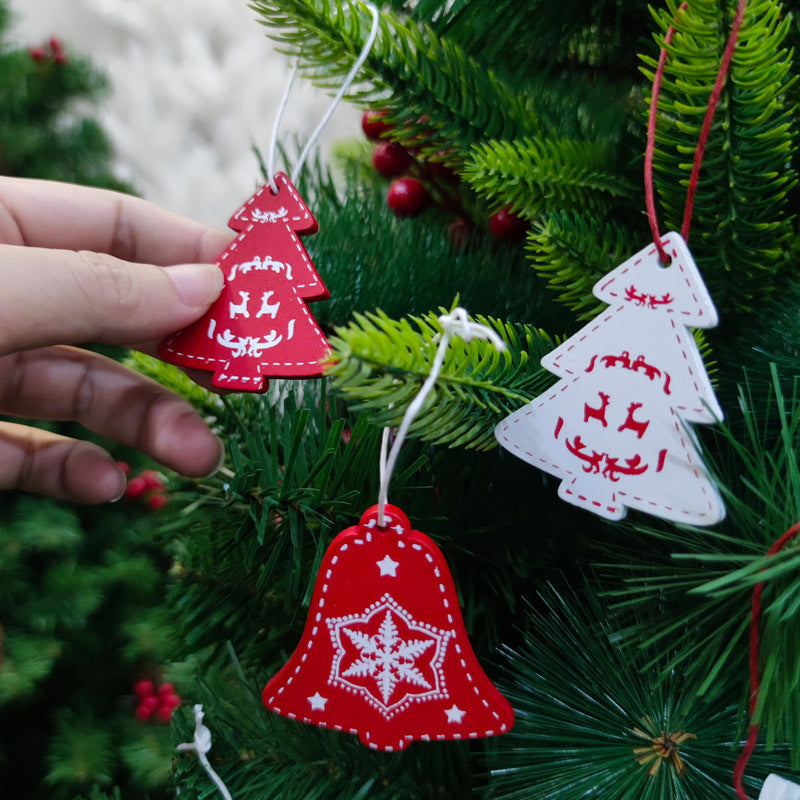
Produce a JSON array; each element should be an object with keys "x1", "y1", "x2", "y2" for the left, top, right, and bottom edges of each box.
[
  {"x1": 133, "y1": 679, "x2": 181, "y2": 723},
  {"x1": 117, "y1": 463, "x2": 170, "y2": 511},
  {"x1": 29, "y1": 37, "x2": 68, "y2": 65},
  {"x1": 362, "y1": 110, "x2": 527, "y2": 243}
]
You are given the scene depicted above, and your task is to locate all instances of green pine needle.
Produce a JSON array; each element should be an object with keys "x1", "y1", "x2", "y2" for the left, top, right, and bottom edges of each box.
[
  {"x1": 643, "y1": 0, "x2": 797, "y2": 321},
  {"x1": 326, "y1": 306, "x2": 556, "y2": 450},
  {"x1": 486, "y1": 582, "x2": 791, "y2": 799}
]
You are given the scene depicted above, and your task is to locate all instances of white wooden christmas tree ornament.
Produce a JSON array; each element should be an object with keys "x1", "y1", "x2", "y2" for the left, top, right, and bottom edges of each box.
[
  {"x1": 495, "y1": 232, "x2": 725, "y2": 524},
  {"x1": 759, "y1": 774, "x2": 800, "y2": 800}
]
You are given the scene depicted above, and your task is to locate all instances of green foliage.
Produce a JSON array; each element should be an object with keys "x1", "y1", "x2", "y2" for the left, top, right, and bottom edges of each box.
[
  {"x1": 172, "y1": 649, "x2": 479, "y2": 800},
  {"x1": 327, "y1": 306, "x2": 556, "y2": 450},
  {"x1": 0, "y1": 496, "x2": 179, "y2": 798},
  {"x1": 643, "y1": 0, "x2": 798, "y2": 319},
  {"x1": 292, "y1": 162, "x2": 564, "y2": 329},
  {"x1": 250, "y1": 0, "x2": 535, "y2": 164},
  {"x1": 602, "y1": 366, "x2": 800, "y2": 764},
  {"x1": 463, "y1": 137, "x2": 633, "y2": 218},
  {"x1": 487, "y1": 582, "x2": 789, "y2": 799},
  {"x1": 0, "y1": 40, "x2": 129, "y2": 189},
  {"x1": 526, "y1": 211, "x2": 636, "y2": 321}
]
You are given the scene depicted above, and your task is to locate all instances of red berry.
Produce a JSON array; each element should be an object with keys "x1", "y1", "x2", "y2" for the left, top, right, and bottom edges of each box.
[
  {"x1": 116, "y1": 461, "x2": 131, "y2": 476},
  {"x1": 49, "y1": 38, "x2": 68, "y2": 64},
  {"x1": 157, "y1": 682, "x2": 175, "y2": 698},
  {"x1": 361, "y1": 110, "x2": 391, "y2": 140},
  {"x1": 489, "y1": 206, "x2": 527, "y2": 240},
  {"x1": 372, "y1": 141, "x2": 411, "y2": 178},
  {"x1": 145, "y1": 493, "x2": 169, "y2": 512},
  {"x1": 138, "y1": 470, "x2": 165, "y2": 491},
  {"x1": 154, "y1": 705, "x2": 174, "y2": 723},
  {"x1": 160, "y1": 692, "x2": 182, "y2": 711},
  {"x1": 387, "y1": 178, "x2": 428, "y2": 217},
  {"x1": 125, "y1": 476, "x2": 148, "y2": 501},
  {"x1": 28, "y1": 47, "x2": 46, "y2": 62},
  {"x1": 448, "y1": 217, "x2": 472, "y2": 251},
  {"x1": 133, "y1": 679, "x2": 155, "y2": 699},
  {"x1": 135, "y1": 695, "x2": 159, "y2": 721}
]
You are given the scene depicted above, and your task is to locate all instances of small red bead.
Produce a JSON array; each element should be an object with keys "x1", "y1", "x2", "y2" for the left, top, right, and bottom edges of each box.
[
  {"x1": 387, "y1": 178, "x2": 428, "y2": 217},
  {"x1": 133, "y1": 679, "x2": 155, "y2": 699},
  {"x1": 125, "y1": 476, "x2": 148, "y2": 501},
  {"x1": 372, "y1": 141, "x2": 411, "y2": 178},
  {"x1": 145, "y1": 493, "x2": 169, "y2": 512},
  {"x1": 489, "y1": 206, "x2": 527, "y2": 240},
  {"x1": 361, "y1": 110, "x2": 392, "y2": 140},
  {"x1": 135, "y1": 695, "x2": 159, "y2": 721}
]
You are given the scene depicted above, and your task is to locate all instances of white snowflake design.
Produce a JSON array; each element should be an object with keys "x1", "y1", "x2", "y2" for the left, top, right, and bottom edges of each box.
[{"x1": 328, "y1": 594, "x2": 451, "y2": 717}]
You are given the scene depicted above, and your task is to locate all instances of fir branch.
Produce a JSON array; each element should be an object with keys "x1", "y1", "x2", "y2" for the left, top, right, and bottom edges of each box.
[
  {"x1": 326, "y1": 307, "x2": 557, "y2": 451},
  {"x1": 526, "y1": 211, "x2": 637, "y2": 320},
  {"x1": 643, "y1": 0, "x2": 797, "y2": 322},
  {"x1": 487, "y1": 582, "x2": 791, "y2": 799},
  {"x1": 249, "y1": 0, "x2": 535, "y2": 160},
  {"x1": 463, "y1": 137, "x2": 633, "y2": 218},
  {"x1": 600, "y1": 365, "x2": 800, "y2": 766}
]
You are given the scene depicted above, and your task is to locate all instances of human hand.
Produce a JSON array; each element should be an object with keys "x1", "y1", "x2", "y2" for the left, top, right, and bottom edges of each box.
[{"x1": 0, "y1": 177, "x2": 233, "y2": 504}]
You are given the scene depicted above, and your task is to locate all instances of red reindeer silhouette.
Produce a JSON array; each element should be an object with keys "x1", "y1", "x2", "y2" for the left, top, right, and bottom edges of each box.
[
  {"x1": 617, "y1": 402, "x2": 650, "y2": 439},
  {"x1": 583, "y1": 392, "x2": 611, "y2": 427}
]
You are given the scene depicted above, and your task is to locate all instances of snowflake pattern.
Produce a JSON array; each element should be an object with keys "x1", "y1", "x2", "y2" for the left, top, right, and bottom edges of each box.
[{"x1": 328, "y1": 594, "x2": 450, "y2": 717}]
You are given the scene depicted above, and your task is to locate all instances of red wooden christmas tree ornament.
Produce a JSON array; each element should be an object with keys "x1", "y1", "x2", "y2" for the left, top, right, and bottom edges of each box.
[
  {"x1": 263, "y1": 504, "x2": 514, "y2": 751},
  {"x1": 158, "y1": 172, "x2": 330, "y2": 392}
]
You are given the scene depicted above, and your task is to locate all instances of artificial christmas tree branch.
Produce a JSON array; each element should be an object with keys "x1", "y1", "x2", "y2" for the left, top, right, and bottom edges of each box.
[{"x1": 326, "y1": 307, "x2": 556, "y2": 450}]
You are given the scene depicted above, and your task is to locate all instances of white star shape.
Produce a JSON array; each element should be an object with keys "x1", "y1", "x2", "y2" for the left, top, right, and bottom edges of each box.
[
  {"x1": 307, "y1": 691, "x2": 327, "y2": 711},
  {"x1": 376, "y1": 554, "x2": 400, "y2": 576},
  {"x1": 445, "y1": 704, "x2": 466, "y2": 724}
]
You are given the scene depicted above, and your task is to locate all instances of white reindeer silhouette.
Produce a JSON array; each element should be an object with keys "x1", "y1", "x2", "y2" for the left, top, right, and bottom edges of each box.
[
  {"x1": 229, "y1": 291, "x2": 250, "y2": 319},
  {"x1": 256, "y1": 291, "x2": 281, "y2": 320}
]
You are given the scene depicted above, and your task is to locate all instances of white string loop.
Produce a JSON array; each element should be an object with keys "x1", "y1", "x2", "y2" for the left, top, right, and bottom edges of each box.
[
  {"x1": 176, "y1": 704, "x2": 234, "y2": 800},
  {"x1": 266, "y1": 1, "x2": 380, "y2": 191},
  {"x1": 376, "y1": 308, "x2": 506, "y2": 526}
]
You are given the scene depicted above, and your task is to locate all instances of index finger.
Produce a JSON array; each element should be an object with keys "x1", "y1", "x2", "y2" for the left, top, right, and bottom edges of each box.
[{"x1": 0, "y1": 177, "x2": 232, "y2": 264}]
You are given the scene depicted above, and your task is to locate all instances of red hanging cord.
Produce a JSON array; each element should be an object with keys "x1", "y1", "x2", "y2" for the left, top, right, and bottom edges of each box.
[
  {"x1": 645, "y1": 0, "x2": 748, "y2": 263},
  {"x1": 732, "y1": 522, "x2": 800, "y2": 800}
]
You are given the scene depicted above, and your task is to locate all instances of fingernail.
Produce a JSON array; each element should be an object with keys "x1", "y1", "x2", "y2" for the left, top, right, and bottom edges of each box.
[
  {"x1": 164, "y1": 264, "x2": 224, "y2": 307},
  {"x1": 205, "y1": 437, "x2": 226, "y2": 478},
  {"x1": 109, "y1": 469, "x2": 127, "y2": 503}
]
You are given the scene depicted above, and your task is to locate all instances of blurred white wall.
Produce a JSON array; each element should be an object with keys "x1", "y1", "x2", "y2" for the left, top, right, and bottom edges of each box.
[{"x1": 7, "y1": 0, "x2": 357, "y2": 225}]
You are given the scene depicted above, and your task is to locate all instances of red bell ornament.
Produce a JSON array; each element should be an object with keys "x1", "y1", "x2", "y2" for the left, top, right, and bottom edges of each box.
[{"x1": 262, "y1": 504, "x2": 514, "y2": 751}]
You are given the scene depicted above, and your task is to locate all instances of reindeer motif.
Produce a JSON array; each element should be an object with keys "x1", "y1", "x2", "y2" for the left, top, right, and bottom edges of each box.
[
  {"x1": 583, "y1": 392, "x2": 611, "y2": 427},
  {"x1": 250, "y1": 207, "x2": 288, "y2": 224},
  {"x1": 229, "y1": 291, "x2": 250, "y2": 319},
  {"x1": 625, "y1": 285, "x2": 648, "y2": 306},
  {"x1": 617, "y1": 402, "x2": 650, "y2": 439},
  {"x1": 600, "y1": 351, "x2": 632, "y2": 370},
  {"x1": 256, "y1": 291, "x2": 281, "y2": 320},
  {"x1": 648, "y1": 292, "x2": 674, "y2": 308},
  {"x1": 603, "y1": 453, "x2": 648, "y2": 482},
  {"x1": 565, "y1": 435, "x2": 605, "y2": 474}
]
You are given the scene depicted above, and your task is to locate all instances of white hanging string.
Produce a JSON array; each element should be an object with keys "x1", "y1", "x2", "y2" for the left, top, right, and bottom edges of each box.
[
  {"x1": 176, "y1": 704, "x2": 234, "y2": 800},
  {"x1": 376, "y1": 308, "x2": 506, "y2": 527},
  {"x1": 266, "y1": 1, "x2": 380, "y2": 192}
]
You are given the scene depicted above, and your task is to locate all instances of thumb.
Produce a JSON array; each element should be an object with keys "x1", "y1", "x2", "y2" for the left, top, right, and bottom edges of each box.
[{"x1": 0, "y1": 245, "x2": 223, "y2": 355}]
